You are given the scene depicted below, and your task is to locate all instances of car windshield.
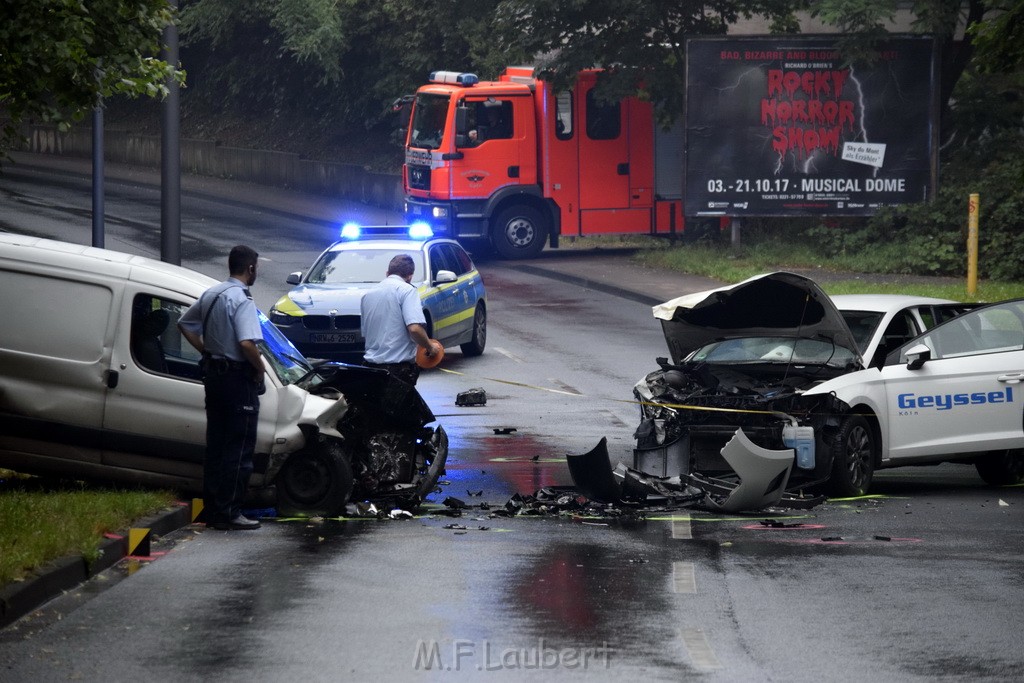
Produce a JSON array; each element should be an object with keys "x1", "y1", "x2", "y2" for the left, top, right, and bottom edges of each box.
[
  {"x1": 409, "y1": 93, "x2": 450, "y2": 150},
  {"x1": 305, "y1": 249, "x2": 426, "y2": 285},
  {"x1": 257, "y1": 310, "x2": 313, "y2": 384},
  {"x1": 687, "y1": 336, "x2": 859, "y2": 366},
  {"x1": 840, "y1": 310, "x2": 884, "y2": 353}
]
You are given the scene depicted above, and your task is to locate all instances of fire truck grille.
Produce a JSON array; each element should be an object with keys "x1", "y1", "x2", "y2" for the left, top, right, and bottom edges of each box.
[{"x1": 407, "y1": 164, "x2": 431, "y2": 191}]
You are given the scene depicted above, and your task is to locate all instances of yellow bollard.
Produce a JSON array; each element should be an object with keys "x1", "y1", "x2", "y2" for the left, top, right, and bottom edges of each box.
[{"x1": 967, "y1": 193, "x2": 979, "y2": 296}]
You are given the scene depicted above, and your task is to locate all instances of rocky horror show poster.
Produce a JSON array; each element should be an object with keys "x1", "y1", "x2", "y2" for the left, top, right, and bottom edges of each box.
[{"x1": 684, "y1": 35, "x2": 938, "y2": 217}]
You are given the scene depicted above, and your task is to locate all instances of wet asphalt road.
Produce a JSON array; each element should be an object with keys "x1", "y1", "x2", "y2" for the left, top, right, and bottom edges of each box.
[{"x1": 1, "y1": 160, "x2": 1023, "y2": 681}]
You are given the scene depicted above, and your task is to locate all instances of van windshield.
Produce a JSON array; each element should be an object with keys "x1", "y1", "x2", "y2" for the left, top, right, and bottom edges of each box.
[{"x1": 257, "y1": 311, "x2": 312, "y2": 384}]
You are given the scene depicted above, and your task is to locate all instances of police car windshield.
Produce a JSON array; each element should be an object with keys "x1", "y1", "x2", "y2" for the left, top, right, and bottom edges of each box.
[
  {"x1": 306, "y1": 249, "x2": 427, "y2": 285},
  {"x1": 257, "y1": 311, "x2": 311, "y2": 384}
]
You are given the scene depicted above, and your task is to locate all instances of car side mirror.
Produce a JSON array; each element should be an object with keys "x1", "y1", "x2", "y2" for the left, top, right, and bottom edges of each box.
[
  {"x1": 905, "y1": 343, "x2": 931, "y2": 370},
  {"x1": 434, "y1": 269, "x2": 457, "y2": 285},
  {"x1": 286, "y1": 271, "x2": 302, "y2": 285}
]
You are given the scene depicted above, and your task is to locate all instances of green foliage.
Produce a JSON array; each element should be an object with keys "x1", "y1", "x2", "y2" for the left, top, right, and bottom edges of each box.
[
  {"x1": 178, "y1": 0, "x2": 504, "y2": 135},
  {"x1": 0, "y1": 477, "x2": 175, "y2": 584},
  {"x1": 0, "y1": 0, "x2": 182, "y2": 152},
  {"x1": 490, "y1": 0, "x2": 802, "y2": 123}
]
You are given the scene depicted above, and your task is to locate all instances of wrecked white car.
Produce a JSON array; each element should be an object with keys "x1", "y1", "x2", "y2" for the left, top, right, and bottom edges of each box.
[
  {"x1": 571, "y1": 272, "x2": 1024, "y2": 511},
  {"x1": 0, "y1": 234, "x2": 446, "y2": 516}
]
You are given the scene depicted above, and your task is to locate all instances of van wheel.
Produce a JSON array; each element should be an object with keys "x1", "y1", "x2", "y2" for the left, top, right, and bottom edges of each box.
[
  {"x1": 975, "y1": 449, "x2": 1024, "y2": 485},
  {"x1": 276, "y1": 441, "x2": 353, "y2": 516},
  {"x1": 460, "y1": 303, "x2": 486, "y2": 356},
  {"x1": 827, "y1": 415, "x2": 875, "y2": 497},
  {"x1": 490, "y1": 205, "x2": 547, "y2": 259}
]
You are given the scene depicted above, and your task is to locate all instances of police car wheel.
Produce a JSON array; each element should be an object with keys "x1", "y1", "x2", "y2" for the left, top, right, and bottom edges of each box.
[
  {"x1": 491, "y1": 205, "x2": 547, "y2": 259},
  {"x1": 827, "y1": 415, "x2": 875, "y2": 497},
  {"x1": 276, "y1": 441, "x2": 353, "y2": 516},
  {"x1": 974, "y1": 449, "x2": 1024, "y2": 486},
  {"x1": 460, "y1": 303, "x2": 486, "y2": 357}
]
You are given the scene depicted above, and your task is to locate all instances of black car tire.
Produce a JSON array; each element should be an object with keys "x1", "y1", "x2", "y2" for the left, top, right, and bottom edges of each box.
[
  {"x1": 974, "y1": 449, "x2": 1024, "y2": 486},
  {"x1": 276, "y1": 440, "x2": 353, "y2": 516},
  {"x1": 490, "y1": 205, "x2": 547, "y2": 259},
  {"x1": 460, "y1": 303, "x2": 486, "y2": 356},
  {"x1": 827, "y1": 415, "x2": 875, "y2": 497}
]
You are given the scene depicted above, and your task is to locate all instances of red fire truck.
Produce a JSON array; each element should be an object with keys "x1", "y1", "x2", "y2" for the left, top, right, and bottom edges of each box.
[{"x1": 402, "y1": 67, "x2": 696, "y2": 259}]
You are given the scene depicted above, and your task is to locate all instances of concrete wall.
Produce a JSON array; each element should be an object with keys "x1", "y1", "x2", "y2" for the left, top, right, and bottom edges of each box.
[{"x1": 18, "y1": 124, "x2": 405, "y2": 212}]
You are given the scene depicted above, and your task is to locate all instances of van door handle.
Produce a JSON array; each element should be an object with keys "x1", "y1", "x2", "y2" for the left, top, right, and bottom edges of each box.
[
  {"x1": 617, "y1": 163, "x2": 629, "y2": 175},
  {"x1": 107, "y1": 370, "x2": 119, "y2": 389},
  {"x1": 997, "y1": 373, "x2": 1024, "y2": 384}
]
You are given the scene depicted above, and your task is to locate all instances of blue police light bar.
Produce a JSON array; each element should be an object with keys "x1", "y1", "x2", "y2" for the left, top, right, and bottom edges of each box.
[
  {"x1": 429, "y1": 71, "x2": 479, "y2": 86},
  {"x1": 408, "y1": 222, "x2": 434, "y2": 239},
  {"x1": 340, "y1": 222, "x2": 361, "y2": 239}
]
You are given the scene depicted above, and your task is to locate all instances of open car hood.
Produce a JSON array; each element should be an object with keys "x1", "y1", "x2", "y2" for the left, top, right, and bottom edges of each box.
[{"x1": 652, "y1": 271, "x2": 860, "y2": 365}]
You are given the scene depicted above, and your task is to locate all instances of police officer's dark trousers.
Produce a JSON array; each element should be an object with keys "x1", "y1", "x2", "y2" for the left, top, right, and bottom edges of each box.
[{"x1": 202, "y1": 363, "x2": 260, "y2": 523}]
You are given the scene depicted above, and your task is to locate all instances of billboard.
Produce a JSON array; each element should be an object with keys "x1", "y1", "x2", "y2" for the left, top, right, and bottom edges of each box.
[{"x1": 684, "y1": 35, "x2": 938, "y2": 217}]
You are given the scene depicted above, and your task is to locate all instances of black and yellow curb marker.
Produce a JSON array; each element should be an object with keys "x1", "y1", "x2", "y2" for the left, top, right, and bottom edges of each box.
[
  {"x1": 191, "y1": 497, "x2": 205, "y2": 523},
  {"x1": 128, "y1": 528, "x2": 152, "y2": 557}
]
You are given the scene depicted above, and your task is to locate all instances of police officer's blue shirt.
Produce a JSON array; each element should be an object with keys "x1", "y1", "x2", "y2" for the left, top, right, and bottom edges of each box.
[
  {"x1": 360, "y1": 274, "x2": 426, "y2": 364},
  {"x1": 180, "y1": 277, "x2": 262, "y2": 362}
]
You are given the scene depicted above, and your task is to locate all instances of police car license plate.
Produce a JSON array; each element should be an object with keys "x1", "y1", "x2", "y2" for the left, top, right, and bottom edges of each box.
[{"x1": 310, "y1": 333, "x2": 357, "y2": 344}]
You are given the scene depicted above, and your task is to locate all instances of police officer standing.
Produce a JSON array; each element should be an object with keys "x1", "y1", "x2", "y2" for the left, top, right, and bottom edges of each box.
[
  {"x1": 179, "y1": 245, "x2": 265, "y2": 531},
  {"x1": 361, "y1": 254, "x2": 438, "y2": 386}
]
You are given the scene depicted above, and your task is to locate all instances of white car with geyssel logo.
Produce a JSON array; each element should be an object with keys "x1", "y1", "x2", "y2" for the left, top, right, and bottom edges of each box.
[{"x1": 628, "y1": 272, "x2": 1024, "y2": 507}]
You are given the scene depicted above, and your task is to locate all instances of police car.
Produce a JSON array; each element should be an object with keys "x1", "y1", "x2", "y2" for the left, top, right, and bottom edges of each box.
[
  {"x1": 630, "y1": 273, "x2": 1024, "y2": 504},
  {"x1": 268, "y1": 223, "x2": 487, "y2": 359}
]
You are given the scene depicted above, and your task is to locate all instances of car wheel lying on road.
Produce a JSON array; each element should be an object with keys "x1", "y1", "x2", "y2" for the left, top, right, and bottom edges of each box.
[
  {"x1": 974, "y1": 449, "x2": 1024, "y2": 486},
  {"x1": 828, "y1": 415, "x2": 876, "y2": 497},
  {"x1": 276, "y1": 441, "x2": 354, "y2": 517}
]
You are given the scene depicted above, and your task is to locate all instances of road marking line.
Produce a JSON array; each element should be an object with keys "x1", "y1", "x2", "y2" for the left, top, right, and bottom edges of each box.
[
  {"x1": 680, "y1": 628, "x2": 722, "y2": 670},
  {"x1": 672, "y1": 562, "x2": 696, "y2": 594},
  {"x1": 671, "y1": 518, "x2": 693, "y2": 539},
  {"x1": 492, "y1": 347, "x2": 525, "y2": 363}
]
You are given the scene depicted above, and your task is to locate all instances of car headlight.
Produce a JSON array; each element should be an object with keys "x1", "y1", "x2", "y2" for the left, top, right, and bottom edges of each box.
[{"x1": 269, "y1": 310, "x2": 297, "y2": 325}]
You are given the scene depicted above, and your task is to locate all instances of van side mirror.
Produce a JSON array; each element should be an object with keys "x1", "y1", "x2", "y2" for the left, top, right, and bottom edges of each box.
[
  {"x1": 286, "y1": 272, "x2": 302, "y2": 285},
  {"x1": 905, "y1": 343, "x2": 931, "y2": 370}
]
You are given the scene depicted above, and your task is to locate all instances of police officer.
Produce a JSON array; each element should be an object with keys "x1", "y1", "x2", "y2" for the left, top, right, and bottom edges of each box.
[
  {"x1": 360, "y1": 254, "x2": 438, "y2": 385},
  {"x1": 179, "y1": 245, "x2": 265, "y2": 531}
]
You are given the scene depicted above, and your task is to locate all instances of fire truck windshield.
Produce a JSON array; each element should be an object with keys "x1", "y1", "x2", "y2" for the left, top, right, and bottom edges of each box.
[{"x1": 409, "y1": 93, "x2": 450, "y2": 150}]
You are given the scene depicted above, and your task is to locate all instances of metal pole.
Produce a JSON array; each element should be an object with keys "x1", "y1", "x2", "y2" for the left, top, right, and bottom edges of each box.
[
  {"x1": 967, "y1": 193, "x2": 979, "y2": 297},
  {"x1": 730, "y1": 217, "x2": 741, "y2": 252},
  {"x1": 91, "y1": 104, "x2": 104, "y2": 248},
  {"x1": 160, "y1": 0, "x2": 181, "y2": 265}
]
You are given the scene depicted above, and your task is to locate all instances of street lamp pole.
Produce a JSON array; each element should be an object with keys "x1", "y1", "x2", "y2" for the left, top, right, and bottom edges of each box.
[{"x1": 160, "y1": 0, "x2": 181, "y2": 265}]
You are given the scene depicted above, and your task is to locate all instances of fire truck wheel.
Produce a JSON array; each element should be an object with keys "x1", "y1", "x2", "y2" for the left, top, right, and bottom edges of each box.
[{"x1": 491, "y1": 205, "x2": 547, "y2": 259}]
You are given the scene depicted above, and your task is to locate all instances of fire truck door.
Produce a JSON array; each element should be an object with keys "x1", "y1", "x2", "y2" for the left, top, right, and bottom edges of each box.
[{"x1": 577, "y1": 84, "x2": 630, "y2": 212}]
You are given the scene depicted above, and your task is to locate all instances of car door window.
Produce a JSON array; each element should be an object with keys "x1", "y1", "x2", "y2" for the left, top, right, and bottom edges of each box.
[
  {"x1": 428, "y1": 245, "x2": 455, "y2": 281},
  {"x1": 902, "y1": 300, "x2": 1024, "y2": 361},
  {"x1": 440, "y1": 244, "x2": 470, "y2": 277},
  {"x1": 131, "y1": 294, "x2": 202, "y2": 379}
]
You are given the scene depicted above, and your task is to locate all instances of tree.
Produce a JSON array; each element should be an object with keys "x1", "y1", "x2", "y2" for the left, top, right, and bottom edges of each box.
[
  {"x1": 487, "y1": 0, "x2": 804, "y2": 123},
  {"x1": 0, "y1": 0, "x2": 182, "y2": 153}
]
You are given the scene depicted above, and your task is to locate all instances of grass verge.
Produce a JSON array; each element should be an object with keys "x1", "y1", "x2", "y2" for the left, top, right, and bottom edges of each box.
[
  {"x1": 633, "y1": 241, "x2": 1024, "y2": 302},
  {"x1": 0, "y1": 472, "x2": 176, "y2": 585}
]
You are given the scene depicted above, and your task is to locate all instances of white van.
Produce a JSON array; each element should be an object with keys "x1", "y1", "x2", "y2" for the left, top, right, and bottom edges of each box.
[{"x1": 0, "y1": 234, "x2": 447, "y2": 515}]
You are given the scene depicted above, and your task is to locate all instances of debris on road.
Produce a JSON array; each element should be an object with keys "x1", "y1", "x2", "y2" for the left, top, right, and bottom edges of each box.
[{"x1": 456, "y1": 388, "x2": 487, "y2": 406}]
